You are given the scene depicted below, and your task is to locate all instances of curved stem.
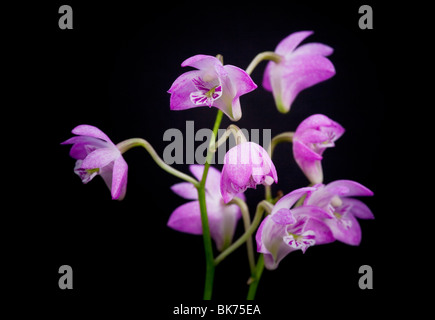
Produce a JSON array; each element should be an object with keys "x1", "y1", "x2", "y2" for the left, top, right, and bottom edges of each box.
[
  {"x1": 209, "y1": 124, "x2": 247, "y2": 153},
  {"x1": 267, "y1": 131, "x2": 294, "y2": 157},
  {"x1": 214, "y1": 200, "x2": 272, "y2": 266},
  {"x1": 197, "y1": 186, "x2": 215, "y2": 300},
  {"x1": 247, "y1": 254, "x2": 264, "y2": 300},
  {"x1": 245, "y1": 51, "x2": 282, "y2": 75},
  {"x1": 198, "y1": 109, "x2": 223, "y2": 300},
  {"x1": 265, "y1": 132, "x2": 294, "y2": 202},
  {"x1": 116, "y1": 138, "x2": 199, "y2": 187},
  {"x1": 227, "y1": 196, "x2": 255, "y2": 275}
]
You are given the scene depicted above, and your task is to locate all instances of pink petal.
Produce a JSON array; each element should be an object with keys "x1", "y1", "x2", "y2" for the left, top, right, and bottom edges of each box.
[
  {"x1": 325, "y1": 214, "x2": 361, "y2": 246},
  {"x1": 208, "y1": 202, "x2": 242, "y2": 251},
  {"x1": 291, "y1": 205, "x2": 332, "y2": 220},
  {"x1": 341, "y1": 198, "x2": 374, "y2": 220},
  {"x1": 292, "y1": 42, "x2": 334, "y2": 57},
  {"x1": 61, "y1": 136, "x2": 111, "y2": 160},
  {"x1": 80, "y1": 147, "x2": 120, "y2": 169},
  {"x1": 293, "y1": 140, "x2": 323, "y2": 184},
  {"x1": 171, "y1": 182, "x2": 198, "y2": 200},
  {"x1": 168, "y1": 70, "x2": 202, "y2": 111},
  {"x1": 304, "y1": 218, "x2": 335, "y2": 245},
  {"x1": 325, "y1": 180, "x2": 374, "y2": 197},
  {"x1": 272, "y1": 187, "x2": 317, "y2": 215},
  {"x1": 262, "y1": 62, "x2": 274, "y2": 92},
  {"x1": 71, "y1": 125, "x2": 114, "y2": 145},
  {"x1": 167, "y1": 201, "x2": 203, "y2": 235},
  {"x1": 295, "y1": 114, "x2": 345, "y2": 140},
  {"x1": 255, "y1": 216, "x2": 269, "y2": 254},
  {"x1": 189, "y1": 165, "x2": 228, "y2": 202},
  {"x1": 181, "y1": 54, "x2": 222, "y2": 69},
  {"x1": 278, "y1": 54, "x2": 335, "y2": 112},
  {"x1": 275, "y1": 31, "x2": 314, "y2": 56},
  {"x1": 271, "y1": 208, "x2": 296, "y2": 225},
  {"x1": 223, "y1": 65, "x2": 257, "y2": 97},
  {"x1": 111, "y1": 156, "x2": 128, "y2": 200}
]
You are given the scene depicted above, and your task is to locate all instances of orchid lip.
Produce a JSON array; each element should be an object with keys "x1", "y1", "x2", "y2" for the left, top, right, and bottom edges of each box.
[{"x1": 190, "y1": 77, "x2": 223, "y2": 107}]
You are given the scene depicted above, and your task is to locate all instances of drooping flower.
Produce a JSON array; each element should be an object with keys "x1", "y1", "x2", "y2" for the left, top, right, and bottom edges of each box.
[
  {"x1": 167, "y1": 165, "x2": 245, "y2": 251},
  {"x1": 256, "y1": 187, "x2": 334, "y2": 270},
  {"x1": 61, "y1": 125, "x2": 128, "y2": 200},
  {"x1": 168, "y1": 54, "x2": 257, "y2": 121},
  {"x1": 220, "y1": 142, "x2": 278, "y2": 204},
  {"x1": 304, "y1": 180, "x2": 374, "y2": 246},
  {"x1": 293, "y1": 114, "x2": 345, "y2": 184},
  {"x1": 263, "y1": 31, "x2": 336, "y2": 113}
]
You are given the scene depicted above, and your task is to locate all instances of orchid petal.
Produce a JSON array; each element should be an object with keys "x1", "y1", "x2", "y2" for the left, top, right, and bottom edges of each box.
[
  {"x1": 111, "y1": 156, "x2": 128, "y2": 200},
  {"x1": 223, "y1": 65, "x2": 258, "y2": 97},
  {"x1": 292, "y1": 42, "x2": 334, "y2": 57},
  {"x1": 271, "y1": 208, "x2": 296, "y2": 225},
  {"x1": 278, "y1": 54, "x2": 335, "y2": 111},
  {"x1": 71, "y1": 125, "x2": 113, "y2": 144},
  {"x1": 325, "y1": 180, "x2": 374, "y2": 197},
  {"x1": 275, "y1": 31, "x2": 314, "y2": 55},
  {"x1": 272, "y1": 187, "x2": 316, "y2": 215},
  {"x1": 208, "y1": 202, "x2": 241, "y2": 251},
  {"x1": 325, "y1": 213, "x2": 361, "y2": 246},
  {"x1": 293, "y1": 141, "x2": 323, "y2": 184},
  {"x1": 304, "y1": 217, "x2": 335, "y2": 245},
  {"x1": 61, "y1": 136, "x2": 111, "y2": 160},
  {"x1": 181, "y1": 54, "x2": 222, "y2": 69},
  {"x1": 171, "y1": 182, "x2": 198, "y2": 200},
  {"x1": 168, "y1": 70, "x2": 202, "y2": 111},
  {"x1": 291, "y1": 205, "x2": 332, "y2": 220},
  {"x1": 341, "y1": 198, "x2": 374, "y2": 220},
  {"x1": 80, "y1": 147, "x2": 120, "y2": 170},
  {"x1": 167, "y1": 201, "x2": 203, "y2": 235}
]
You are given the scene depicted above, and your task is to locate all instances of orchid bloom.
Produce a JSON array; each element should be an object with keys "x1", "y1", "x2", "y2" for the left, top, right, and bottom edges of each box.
[
  {"x1": 168, "y1": 54, "x2": 257, "y2": 121},
  {"x1": 305, "y1": 180, "x2": 374, "y2": 246},
  {"x1": 293, "y1": 114, "x2": 345, "y2": 184},
  {"x1": 220, "y1": 142, "x2": 278, "y2": 204},
  {"x1": 61, "y1": 125, "x2": 128, "y2": 200},
  {"x1": 263, "y1": 31, "x2": 335, "y2": 113},
  {"x1": 167, "y1": 165, "x2": 245, "y2": 251},
  {"x1": 256, "y1": 187, "x2": 334, "y2": 270}
]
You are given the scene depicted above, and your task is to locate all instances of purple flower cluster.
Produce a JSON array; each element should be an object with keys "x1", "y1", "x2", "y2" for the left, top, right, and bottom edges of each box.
[{"x1": 62, "y1": 31, "x2": 374, "y2": 276}]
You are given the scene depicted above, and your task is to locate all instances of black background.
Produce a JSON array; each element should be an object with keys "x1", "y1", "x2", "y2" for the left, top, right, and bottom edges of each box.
[{"x1": 7, "y1": 0, "x2": 414, "y2": 317}]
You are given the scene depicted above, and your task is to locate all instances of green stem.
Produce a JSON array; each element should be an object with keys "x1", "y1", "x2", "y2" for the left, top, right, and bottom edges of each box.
[
  {"x1": 245, "y1": 51, "x2": 282, "y2": 75},
  {"x1": 197, "y1": 186, "x2": 215, "y2": 300},
  {"x1": 265, "y1": 132, "x2": 294, "y2": 202},
  {"x1": 209, "y1": 124, "x2": 247, "y2": 153},
  {"x1": 227, "y1": 196, "x2": 255, "y2": 275},
  {"x1": 247, "y1": 254, "x2": 264, "y2": 300},
  {"x1": 214, "y1": 200, "x2": 272, "y2": 266},
  {"x1": 246, "y1": 202, "x2": 273, "y2": 300},
  {"x1": 197, "y1": 109, "x2": 223, "y2": 300},
  {"x1": 116, "y1": 138, "x2": 199, "y2": 187}
]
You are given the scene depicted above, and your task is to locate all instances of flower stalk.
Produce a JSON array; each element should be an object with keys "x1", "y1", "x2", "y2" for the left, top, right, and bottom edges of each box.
[
  {"x1": 227, "y1": 196, "x2": 255, "y2": 275},
  {"x1": 197, "y1": 109, "x2": 223, "y2": 299},
  {"x1": 116, "y1": 138, "x2": 199, "y2": 186},
  {"x1": 214, "y1": 200, "x2": 272, "y2": 266},
  {"x1": 245, "y1": 51, "x2": 282, "y2": 75}
]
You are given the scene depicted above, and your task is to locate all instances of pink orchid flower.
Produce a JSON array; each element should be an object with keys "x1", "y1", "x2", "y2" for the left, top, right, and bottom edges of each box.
[
  {"x1": 304, "y1": 180, "x2": 374, "y2": 246},
  {"x1": 167, "y1": 165, "x2": 245, "y2": 251},
  {"x1": 263, "y1": 31, "x2": 335, "y2": 113},
  {"x1": 220, "y1": 142, "x2": 278, "y2": 204},
  {"x1": 256, "y1": 187, "x2": 334, "y2": 270},
  {"x1": 61, "y1": 125, "x2": 128, "y2": 200},
  {"x1": 168, "y1": 54, "x2": 257, "y2": 121},
  {"x1": 293, "y1": 114, "x2": 345, "y2": 184}
]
